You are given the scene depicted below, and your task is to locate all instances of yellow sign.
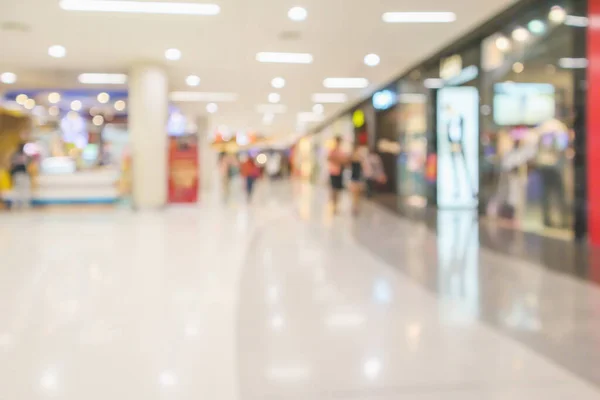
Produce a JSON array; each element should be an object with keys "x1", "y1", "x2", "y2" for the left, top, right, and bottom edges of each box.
[{"x1": 352, "y1": 110, "x2": 365, "y2": 128}]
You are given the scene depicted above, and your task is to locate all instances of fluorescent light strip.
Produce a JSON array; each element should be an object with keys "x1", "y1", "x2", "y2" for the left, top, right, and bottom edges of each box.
[
  {"x1": 256, "y1": 52, "x2": 313, "y2": 64},
  {"x1": 169, "y1": 92, "x2": 239, "y2": 102},
  {"x1": 558, "y1": 58, "x2": 588, "y2": 69},
  {"x1": 323, "y1": 77, "x2": 369, "y2": 89},
  {"x1": 78, "y1": 73, "x2": 127, "y2": 84},
  {"x1": 565, "y1": 15, "x2": 588, "y2": 27},
  {"x1": 382, "y1": 12, "x2": 456, "y2": 23},
  {"x1": 311, "y1": 93, "x2": 348, "y2": 103},
  {"x1": 256, "y1": 104, "x2": 287, "y2": 114},
  {"x1": 60, "y1": 0, "x2": 220, "y2": 15}
]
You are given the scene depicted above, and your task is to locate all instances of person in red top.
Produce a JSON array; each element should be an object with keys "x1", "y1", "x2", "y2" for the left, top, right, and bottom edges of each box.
[
  {"x1": 327, "y1": 137, "x2": 347, "y2": 213},
  {"x1": 240, "y1": 153, "x2": 261, "y2": 201}
]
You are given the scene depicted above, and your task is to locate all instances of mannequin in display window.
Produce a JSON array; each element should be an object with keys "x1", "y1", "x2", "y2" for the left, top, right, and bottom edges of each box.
[{"x1": 445, "y1": 104, "x2": 477, "y2": 199}]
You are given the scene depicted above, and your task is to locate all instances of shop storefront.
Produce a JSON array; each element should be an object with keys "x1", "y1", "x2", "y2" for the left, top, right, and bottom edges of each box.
[{"x1": 313, "y1": 0, "x2": 589, "y2": 242}]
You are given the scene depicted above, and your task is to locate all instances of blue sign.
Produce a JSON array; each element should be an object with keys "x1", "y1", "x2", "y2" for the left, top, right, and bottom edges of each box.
[{"x1": 372, "y1": 90, "x2": 397, "y2": 110}]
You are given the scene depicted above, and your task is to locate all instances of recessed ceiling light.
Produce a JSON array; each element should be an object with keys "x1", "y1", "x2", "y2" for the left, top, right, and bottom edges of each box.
[
  {"x1": 256, "y1": 52, "x2": 313, "y2": 64},
  {"x1": 297, "y1": 112, "x2": 324, "y2": 123},
  {"x1": 311, "y1": 93, "x2": 348, "y2": 103},
  {"x1": 169, "y1": 92, "x2": 239, "y2": 102},
  {"x1": 323, "y1": 78, "x2": 369, "y2": 89},
  {"x1": 528, "y1": 19, "x2": 546, "y2": 35},
  {"x1": 48, "y1": 92, "x2": 61, "y2": 104},
  {"x1": 97, "y1": 92, "x2": 110, "y2": 103},
  {"x1": 114, "y1": 100, "x2": 126, "y2": 111},
  {"x1": 186, "y1": 75, "x2": 201, "y2": 86},
  {"x1": 512, "y1": 62, "x2": 524, "y2": 73},
  {"x1": 16, "y1": 94, "x2": 28, "y2": 105},
  {"x1": 92, "y1": 115, "x2": 104, "y2": 126},
  {"x1": 48, "y1": 45, "x2": 67, "y2": 58},
  {"x1": 312, "y1": 103, "x2": 324, "y2": 114},
  {"x1": 271, "y1": 77, "x2": 286, "y2": 89},
  {"x1": 364, "y1": 53, "x2": 380, "y2": 67},
  {"x1": 71, "y1": 100, "x2": 82, "y2": 111},
  {"x1": 495, "y1": 35, "x2": 511, "y2": 51},
  {"x1": 24, "y1": 98, "x2": 36, "y2": 110},
  {"x1": 549, "y1": 6, "x2": 567, "y2": 23},
  {"x1": 59, "y1": 0, "x2": 220, "y2": 15},
  {"x1": 288, "y1": 6, "x2": 307, "y2": 21},
  {"x1": 206, "y1": 102, "x2": 218, "y2": 113},
  {"x1": 382, "y1": 12, "x2": 456, "y2": 23},
  {"x1": 268, "y1": 93, "x2": 281, "y2": 103},
  {"x1": 511, "y1": 27, "x2": 530, "y2": 42},
  {"x1": 49, "y1": 106, "x2": 60, "y2": 116},
  {"x1": 0, "y1": 72, "x2": 17, "y2": 84},
  {"x1": 79, "y1": 73, "x2": 127, "y2": 84},
  {"x1": 165, "y1": 48, "x2": 181, "y2": 61}
]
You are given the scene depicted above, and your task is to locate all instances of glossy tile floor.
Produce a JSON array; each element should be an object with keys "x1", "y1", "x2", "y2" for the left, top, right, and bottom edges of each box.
[{"x1": 1, "y1": 181, "x2": 600, "y2": 399}]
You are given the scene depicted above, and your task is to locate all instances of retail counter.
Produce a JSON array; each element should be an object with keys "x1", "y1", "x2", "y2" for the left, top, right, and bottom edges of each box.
[{"x1": 33, "y1": 168, "x2": 121, "y2": 205}]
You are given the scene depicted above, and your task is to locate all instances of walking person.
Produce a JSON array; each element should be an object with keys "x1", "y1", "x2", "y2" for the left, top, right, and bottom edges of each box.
[
  {"x1": 349, "y1": 143, "x2": 367, "y2": 215},
  {"x1": 240, "y1": 154, "x2": 261, "y2": 202},
  {"x1": 10, "y1": 143, "x2": 32, "y2": 210},
  {"x1": 327, "y1": 137, "x2": 347, "y2": 213}
]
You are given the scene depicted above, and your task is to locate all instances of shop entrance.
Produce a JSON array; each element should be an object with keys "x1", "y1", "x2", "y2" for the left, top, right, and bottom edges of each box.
[{"x1": 374, "y1": 106, "x2": 399, "y2": 194}]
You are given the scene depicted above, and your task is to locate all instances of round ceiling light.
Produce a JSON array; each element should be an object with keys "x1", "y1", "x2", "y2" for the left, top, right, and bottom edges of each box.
[
  {"x1": 48, "y1": 92, "x2": 61, "y2": 104},
  {"x1": 24, "y1": 98, "x2": 36, "y2": 110},
  {"x1": 49, "y1": 106, "x2": 60, "y2": 117},
  {"x1": 206, "y1": 102, "x2": 218, "y2": 113},
  {"x1": 92, "y1": 115, "x2": 105, "y2": 126},
  {"x1": 0, "y1": 72, "x2": 17, "y2": 84},
  {"x1": 288, "y1": 6, "x2": 307, "y2": 21},
  {"x1": 511, "y1": 27, "x2": 530, "y2": 42},
  {"x1": 271, "y1": 77, "x2": 286, "y2": 89},
  {"x1": 70, "y1": 100, "x2": 82, "y2": 111},
  {"x1": 312, "y1": 103, "x2": 324, "y2": 114},
  {"x1": 528, "y1": 19, "x2": 546, "y2": 35},
  {"x1": 495, "y1": 35, "x2": 511, "y2": 51},
  {"x1": 364, "y1": 53, "x2": 380, "y2": 67},
  {"x1": 186, "y1": 75, "x2": 201, "y2": 86},
  {"x1": 549, "y1": 5, "x2": 567, "y2": 23},
  {"x1": 114, "y1": 100, "x2": 126, "y2": 111},
  {"x1": 48, "y1": 45, "x2": 66, "y2": 58},
  {"x1": 512, "y1": 62, "x2": 524, "y2": 73},
  {"x1": 97, "y1": 92, "x2": 110, "y2": 104},
  {"x1": 16, "y1": 94, "x2": 28, "y2": 105},
  {"x1": 165, "y1": 48, "x2": 182, "y2": 61},
  {"x1": 268, "y1": 93, "x2": 281, "y2": 103}
]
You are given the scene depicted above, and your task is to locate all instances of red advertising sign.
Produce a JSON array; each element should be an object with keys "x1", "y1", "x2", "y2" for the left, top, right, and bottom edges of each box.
[{"x1": 168, "y1": 137, "x2": 199, "y2": 203}]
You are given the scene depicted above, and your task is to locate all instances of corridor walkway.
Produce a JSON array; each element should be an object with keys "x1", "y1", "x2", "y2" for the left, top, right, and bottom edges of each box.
[{"x1": 1, "y1": 182, "x2": 599, "y2": 399}]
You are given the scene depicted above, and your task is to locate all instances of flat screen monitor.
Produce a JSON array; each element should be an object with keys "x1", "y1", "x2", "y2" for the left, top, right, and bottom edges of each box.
[{"x1": 493, "y1": 83, "x2": 555, "y2": 126}]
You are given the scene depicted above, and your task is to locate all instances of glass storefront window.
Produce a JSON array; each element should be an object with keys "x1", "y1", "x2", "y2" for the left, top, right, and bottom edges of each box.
[{"x1": 480, "y1": 0, "x2": 581, "y2": 239}]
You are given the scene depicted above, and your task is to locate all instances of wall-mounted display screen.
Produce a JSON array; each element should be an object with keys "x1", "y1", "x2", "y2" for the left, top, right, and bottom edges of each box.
[
  {"x1": 493, "y1": 83, "x2": 555, "y2": 126},
  {"x1": 437, "y1": 86, "x2": 479, "y2": 208}
]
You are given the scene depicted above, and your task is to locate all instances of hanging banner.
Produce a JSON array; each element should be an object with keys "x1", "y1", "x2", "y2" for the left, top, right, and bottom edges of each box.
[
  {"x1": 437, "y1": 86, "x2": 479, "y2": 208},
  {"x1": 168, "y1": 136, "x2": 199, "y2": 203}
]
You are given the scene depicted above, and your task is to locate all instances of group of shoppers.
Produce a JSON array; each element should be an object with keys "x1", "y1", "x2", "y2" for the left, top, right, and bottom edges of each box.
[{"x1": 327, "y1": 137, "x2": 386, "y2": 215}]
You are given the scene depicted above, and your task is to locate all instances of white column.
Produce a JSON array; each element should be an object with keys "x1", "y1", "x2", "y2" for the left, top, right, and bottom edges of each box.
[{"x1": 129, "y1": 64, "x2": 168, "y2": 209}]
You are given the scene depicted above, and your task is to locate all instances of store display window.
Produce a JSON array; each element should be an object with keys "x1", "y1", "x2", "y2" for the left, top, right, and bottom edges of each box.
[{"x1": 479, "y1": 0, "x2": 582, "y2": 239}]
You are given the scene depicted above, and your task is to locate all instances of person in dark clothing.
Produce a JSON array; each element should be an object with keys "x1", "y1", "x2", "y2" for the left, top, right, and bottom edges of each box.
[
  {"x1": 445, "y1": 105, "x2": 477, "y2": 199},
  {"x1": 9, "y1": 143, "x2": 31, "y2": 210}
]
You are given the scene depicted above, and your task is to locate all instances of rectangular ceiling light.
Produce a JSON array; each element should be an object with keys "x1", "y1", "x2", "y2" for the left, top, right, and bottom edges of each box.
[
  {"x1": 311, "y1": 93, "x2": 348, "y2": 103},
  {"x1": 323, "y1": 78, "x2": 369, "y2": 89},
  {"x1": 255, "y1": 104, "x2": 287, "y2": 114},
  {"x1": 78, "y1": 73, "x2": 128, "y2": 84},
  {"x1": 169, "y1": 92, "x2": 239, "y2": 102},
  {"x1": 60, "y1": 0, "x2": 220, "y2": 15},
  {"x1": 382, "y1": 12, "x2": 456, "y2": 23},
  {"x1": 558, "y1": 58, "x2": 588, "y2": 69},
  {"x1": 256, "y1": 52, "x2": 313, "y2": 64}
]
